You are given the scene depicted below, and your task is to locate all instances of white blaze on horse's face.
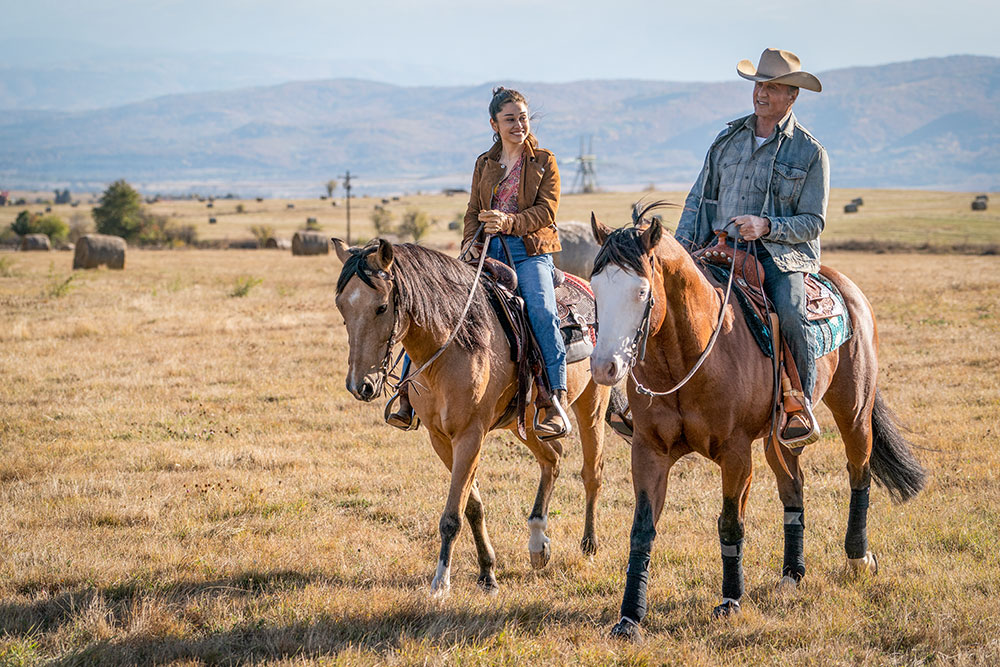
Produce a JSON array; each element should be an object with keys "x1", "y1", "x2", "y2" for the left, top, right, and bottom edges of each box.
[
  {"x1": 335, "y1": 278, "x2": 395, "y2": 402},
  {"x1": 590, "y1": 265, "x2": 650, "y2": 386}
]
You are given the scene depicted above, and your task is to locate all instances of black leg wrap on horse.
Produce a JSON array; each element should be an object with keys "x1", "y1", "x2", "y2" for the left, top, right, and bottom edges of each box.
[
  {"x1": 620, "y1": 550, "x2": 651, "y2": 624},
  {"x1": 782, "y1": 506, "x2": 806, "y2": 581},
  {"x1": 845, "y1": 486, "x2": 870, "y2": 559},
  {"x1": 619, "y1": 491, "x2": 656, "y2": 624},
  {"x1": 720, "y1": 538, "x2": 744, "y2": 601}
]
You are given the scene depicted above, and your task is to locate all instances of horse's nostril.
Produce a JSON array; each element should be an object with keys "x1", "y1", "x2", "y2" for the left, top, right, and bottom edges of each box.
[{"x1": 359, "y1": 379, "x2": 376, "y2": 401}]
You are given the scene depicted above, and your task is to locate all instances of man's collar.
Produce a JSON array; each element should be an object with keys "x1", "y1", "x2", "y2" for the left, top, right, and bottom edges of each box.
[{"x1": 743, "y1": 110, "x2": 797, "y2": 139}]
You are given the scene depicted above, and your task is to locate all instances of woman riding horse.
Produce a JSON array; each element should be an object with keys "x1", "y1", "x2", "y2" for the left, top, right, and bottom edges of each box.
[{"x1": 388, "y1": 87, "x2": 569, "y2": 440}]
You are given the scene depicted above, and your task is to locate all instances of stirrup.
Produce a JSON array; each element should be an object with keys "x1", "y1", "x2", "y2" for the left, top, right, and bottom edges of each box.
[
  {"x1": 533, "y1": 398, "x2": 571, "y2": 442},
  {"x1": 384, "y1": 392, "x2": 420, "y2": 431},
  {"x1": 778, "y1": 400, "x2": 819, "y2": 452}
]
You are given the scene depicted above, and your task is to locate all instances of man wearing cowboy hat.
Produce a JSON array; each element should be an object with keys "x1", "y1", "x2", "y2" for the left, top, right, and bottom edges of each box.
[{"x1": 676, "y1": 48, "x2": 829, "y2": 448}]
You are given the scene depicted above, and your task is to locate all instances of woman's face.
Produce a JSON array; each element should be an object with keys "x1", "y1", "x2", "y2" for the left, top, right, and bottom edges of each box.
[{"x1": 490, "y1": 101, "x2": 529, "y2": 146}]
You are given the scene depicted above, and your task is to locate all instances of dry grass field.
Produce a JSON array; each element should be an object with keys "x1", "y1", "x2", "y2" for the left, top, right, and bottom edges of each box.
[
  {"x1": 1, "y1": 196, "x2": 999, "y2": 664},
  {"x1": 3, "y1": 188, "x2": 998, "y2": 252}
]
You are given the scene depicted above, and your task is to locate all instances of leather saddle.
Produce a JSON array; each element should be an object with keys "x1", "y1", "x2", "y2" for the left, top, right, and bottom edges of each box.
[
  {"x1": 692, "y1": 233, "x2": 821, "y2": 446},
  {"x1": 476, "y1": 258, "x2": 598, "y2": 438}
]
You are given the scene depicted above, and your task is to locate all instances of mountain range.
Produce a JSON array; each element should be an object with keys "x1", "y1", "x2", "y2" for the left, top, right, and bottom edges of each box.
[{"x1": 0, "y1": 55, "x2": 997, "y2": 195}]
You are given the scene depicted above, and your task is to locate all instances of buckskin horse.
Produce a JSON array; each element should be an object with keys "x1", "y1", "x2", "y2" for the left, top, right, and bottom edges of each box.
[
  {"x1": 332, "y1": 238, "x2": 610, "y2": 595},
  {"x1": 588, "y1": 206, "x2": 926, "y2": 640}
]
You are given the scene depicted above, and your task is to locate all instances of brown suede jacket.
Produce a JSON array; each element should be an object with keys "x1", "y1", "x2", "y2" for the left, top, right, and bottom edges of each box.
[{"x1": 462, "y1": 140, "x2": 561, "y2": 256}]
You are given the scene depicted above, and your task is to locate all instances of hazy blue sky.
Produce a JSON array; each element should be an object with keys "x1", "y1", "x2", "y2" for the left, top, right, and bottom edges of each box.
[{"x1": 4, "y1": 0, "x2": 998, "y2": 83}]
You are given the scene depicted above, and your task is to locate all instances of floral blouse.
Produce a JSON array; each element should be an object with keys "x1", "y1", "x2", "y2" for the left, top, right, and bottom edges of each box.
[{"x1": 490, "y1": 156, "x2": 523, "y2": 215}]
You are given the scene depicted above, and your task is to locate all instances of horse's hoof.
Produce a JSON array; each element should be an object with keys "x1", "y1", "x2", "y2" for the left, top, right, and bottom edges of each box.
[
  {"x1": 712, "y1": 599, "x2": 741, "y2": 618},
  {"x1": 609, "y1": 617, "x2": 643, "y2": 643},
  {"x1": 848, "y1": 551, "x2": 878, "y2": 576},
  {"x1": 430, "y1": 584, "x2": 450, "y2": 599},
  {"x1": 776, "y1": 575, "x2": 799, "y2": 595},
  {"x1": 477, "y1": 574, "x2": 499, "y2": 596},
  {"x1": 529, "y1": 541, "x2": 551, "y2": 569},
  {"x1": 580, "y1": 535, "x2": 599, "y2": 558}
]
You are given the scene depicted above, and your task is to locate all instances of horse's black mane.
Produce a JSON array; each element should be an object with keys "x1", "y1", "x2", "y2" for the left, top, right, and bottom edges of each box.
[
  {"x1": 592, "y1": 200, "x2": 677, "y2": 277},
  {"x1": 337, "y1": 242, "x2": 492, "y2": 351}
]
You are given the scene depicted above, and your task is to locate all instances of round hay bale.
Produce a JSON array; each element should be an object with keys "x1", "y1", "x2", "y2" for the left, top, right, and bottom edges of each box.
[
  {"x1": 264, "y1": 237, "x2": 291, "y2": 250},
  {"x1": 851, "y1": 197, "x2": 864, "y2": 206},
  {"x1": 844, "y1": 203, "x2": 859, "y2": 213},
  {"x1": 551, "y1": 220, "x2": 601, "y2": 279},
  {"x1": 292, "y1": 231, "x2": 330, "y2": 256},
  {"x1": 971, "y1": 200, "x2": 987, "y2": 211},
  {"x1": 974, "y1": 194, "x2": 988, "y2": 202},
  {"x1": 208, "y1": 217, "x2": 217, "y2": 224},
  {"x1": 73, "y1": 234, "x2": 126, "y2": 269},
  {"x1": 20, "y1": 233, "x2": 52, "y2": 251}
]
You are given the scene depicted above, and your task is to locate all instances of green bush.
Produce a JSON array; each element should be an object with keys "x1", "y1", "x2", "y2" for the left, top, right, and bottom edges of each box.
[
  {"x1": 250, "y1": 225, "x2": 275, "y2": 247},
  {"x1": 398, "y1": 208, "x2": 433, "y2": 243},
  {"x1": 93, "y1": 180, "x2": 144, "y2": 240},
  {"x1": 8, "y1": 210, "x2": 69, "y2": 243},
  {"x1": 137, "y1": 213, "x2": 197, "y2": 247}
]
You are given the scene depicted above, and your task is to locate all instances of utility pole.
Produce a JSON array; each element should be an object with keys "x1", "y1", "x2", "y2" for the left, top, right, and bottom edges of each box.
[{"x1": 341, "y1": 170, "x2": 354, "y2": 244}]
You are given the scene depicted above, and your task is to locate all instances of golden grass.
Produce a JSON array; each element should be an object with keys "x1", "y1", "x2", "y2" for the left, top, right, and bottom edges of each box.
[{"x1": 1, "y1": 240, "x2": 999, "y2": 664}]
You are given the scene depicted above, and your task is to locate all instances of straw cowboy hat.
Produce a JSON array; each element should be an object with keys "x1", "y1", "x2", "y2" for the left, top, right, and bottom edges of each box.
[{"x1": 737, "y1": 48, "x2": 822, "y2": 92}]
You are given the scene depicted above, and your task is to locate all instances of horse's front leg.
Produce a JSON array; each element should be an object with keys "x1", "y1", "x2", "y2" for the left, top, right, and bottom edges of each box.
[
  {"x1": 427, "y1": 427, "x2": 486, "y2": 597},
  {"x1": 764, "y1": 437, "x2": 806, "y2": 591},
  {"x1": 714, "y1": 446, "x2": 753, "y2": 617},
  {"x1": 610, "y1": 442, "x2": 675, "y2": 642}
]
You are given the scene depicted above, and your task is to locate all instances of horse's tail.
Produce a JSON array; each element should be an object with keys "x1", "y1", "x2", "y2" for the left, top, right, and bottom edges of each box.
[{"x1": 869, "y1": 388, "x2": 927, "y2": 503}]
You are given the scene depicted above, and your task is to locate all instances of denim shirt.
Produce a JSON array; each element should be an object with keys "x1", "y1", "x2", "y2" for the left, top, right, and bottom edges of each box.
[{"x1": 675, "y1": 111, "x2": 830, "y2": 273}]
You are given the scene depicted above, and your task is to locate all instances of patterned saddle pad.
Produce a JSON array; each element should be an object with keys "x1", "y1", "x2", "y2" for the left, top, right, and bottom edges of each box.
[
  {"x1": 705, "y1": 265, "x2": 852, "y2": 360},
  {"x1": 554, "y1": 272, "x2": 598, "y2": 363}
]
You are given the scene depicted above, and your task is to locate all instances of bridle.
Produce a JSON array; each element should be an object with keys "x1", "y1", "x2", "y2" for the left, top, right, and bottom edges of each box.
[
  {"x1": 343, "y1": 234, "x2": 493, "y2": 397},
  {"x1": 341, "y1": 249, "x2": 402, "y2": 396},
  {"x1": 607, "y1": 237, "x2": 737, "y2": 398}
]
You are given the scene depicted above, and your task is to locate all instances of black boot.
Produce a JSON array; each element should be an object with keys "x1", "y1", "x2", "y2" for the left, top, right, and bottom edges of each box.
[{"x1": 535, "y1": 389, "x2": 569, "y2": 441}]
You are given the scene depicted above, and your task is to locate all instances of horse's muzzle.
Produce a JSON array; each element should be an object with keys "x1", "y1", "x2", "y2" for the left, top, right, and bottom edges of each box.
[
  {"x1": 590, "y1": 353, "x2": 627, "y2": 387},
  {"x1": 346, "y1": 375, "x2": 381, "y2": 402}
]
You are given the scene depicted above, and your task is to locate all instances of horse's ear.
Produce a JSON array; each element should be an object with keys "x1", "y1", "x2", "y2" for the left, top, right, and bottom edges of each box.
[
  {"x1": 640, "y1": 219, "x2": 663, "y2": 253},
  {"x1": 367, "y1": 238, "x2": 394, "y2": 272},
  {"x1": 331, "y1": 238, "x2": 351, "y2": 263},
  {"x1": 591, "y1": 212, "x2": 611, "y2": 245}
]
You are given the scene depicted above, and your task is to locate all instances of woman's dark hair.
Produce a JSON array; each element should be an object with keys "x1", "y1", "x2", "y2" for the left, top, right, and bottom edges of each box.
[{"x1": 489, "y1": 86, "x2": 537, "y2": 147}]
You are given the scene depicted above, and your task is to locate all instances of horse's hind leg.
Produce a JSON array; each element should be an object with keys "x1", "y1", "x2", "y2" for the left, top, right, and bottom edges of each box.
[
  {"x1": 521, "y1": 420, "x2": 564, "y2": 569},
  {"x1": 465, "y1": 479, "x2": 498, "y2": 593},
  {"x1": 825, "y1": 382, "x2": 879, "y2": 575},
  {"x1": 573, "y1": 381, "x2": 609, "y2": 557},
  {"x1": 764, "y1": 439, "x2": 806, "y2": 589}
]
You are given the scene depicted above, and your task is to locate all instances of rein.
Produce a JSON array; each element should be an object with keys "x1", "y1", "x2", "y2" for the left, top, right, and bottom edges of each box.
[{"x1": 627, "y1": 252, "x2": 737, "y2": 397}]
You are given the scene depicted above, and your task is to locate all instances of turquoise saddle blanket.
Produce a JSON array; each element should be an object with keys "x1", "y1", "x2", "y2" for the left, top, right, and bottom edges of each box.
[{"x1": 705, "y1": 265, "x2": 852, "y2": 359}]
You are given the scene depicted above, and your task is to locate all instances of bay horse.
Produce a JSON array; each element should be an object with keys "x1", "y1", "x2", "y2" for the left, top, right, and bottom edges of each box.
[
  {"x1": 588, "y1": 209, "x2": 926, "y2": 640},
  {"x1": 332, "y1": 238, "x2": 610, "y2": 595}
]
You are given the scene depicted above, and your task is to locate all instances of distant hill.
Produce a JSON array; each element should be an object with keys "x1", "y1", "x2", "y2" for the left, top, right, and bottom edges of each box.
[{"x1": 0, "y1": 55, "x2": 997, "y2": 194}]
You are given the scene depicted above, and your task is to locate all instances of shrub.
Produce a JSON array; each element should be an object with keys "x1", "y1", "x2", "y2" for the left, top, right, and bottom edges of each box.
[
  {"x1": 250, "y1": 225, "x2": 275, "y2": 247},
  {"x1": 8, "y1": 210, "x2": 69, "y2": 243},
  {"x1": 398, "y1": 208, "x2": 433, "y2": 243},
  {"x1": 137, "y1": 213, "x2": 197, "y2": 247},
  {"x1": 230, "y1": 276, "x2": 263, "y2": 298},
  {"x1": 93, "y1": 180, "x2": 143, "y2": 240},
  {"x1": 371, "y1": 207, "x2": 394, "y2": 236}
]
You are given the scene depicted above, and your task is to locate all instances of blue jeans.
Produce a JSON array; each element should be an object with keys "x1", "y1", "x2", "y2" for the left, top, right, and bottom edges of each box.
[
  {"x1": 757, "y1": 249, "x2": 815, "y2": 401},
  {"x1": 488, "y1": 235, "x2": 567, "y2": 392}
]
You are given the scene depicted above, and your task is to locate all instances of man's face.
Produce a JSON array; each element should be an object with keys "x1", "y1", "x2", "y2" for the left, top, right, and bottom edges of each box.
[{"x1": 753, "y1": 81, "x2": 798, "y2": 125}]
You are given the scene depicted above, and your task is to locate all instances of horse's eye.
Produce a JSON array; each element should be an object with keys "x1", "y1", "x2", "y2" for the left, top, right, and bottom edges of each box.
[{"x1": 376, "y1": 304, "x2": 388, "y2": 315}]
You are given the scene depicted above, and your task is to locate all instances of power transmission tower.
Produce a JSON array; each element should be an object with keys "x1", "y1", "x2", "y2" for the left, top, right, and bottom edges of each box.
[
  {"x1": 572, "y1": 136, "x2": 599, "y2": 194},
  {"x1": 341, "y1": 170, "x2": 354, "y2": 244}
]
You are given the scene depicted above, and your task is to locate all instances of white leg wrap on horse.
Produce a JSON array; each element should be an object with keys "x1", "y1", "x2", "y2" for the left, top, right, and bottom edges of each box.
[
  {"x1": 431, "y1": 560, "x2": 451, "y2": 595},
  {"x1": 528, "y1": 517, "x2": 549, "y2": 553}
]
